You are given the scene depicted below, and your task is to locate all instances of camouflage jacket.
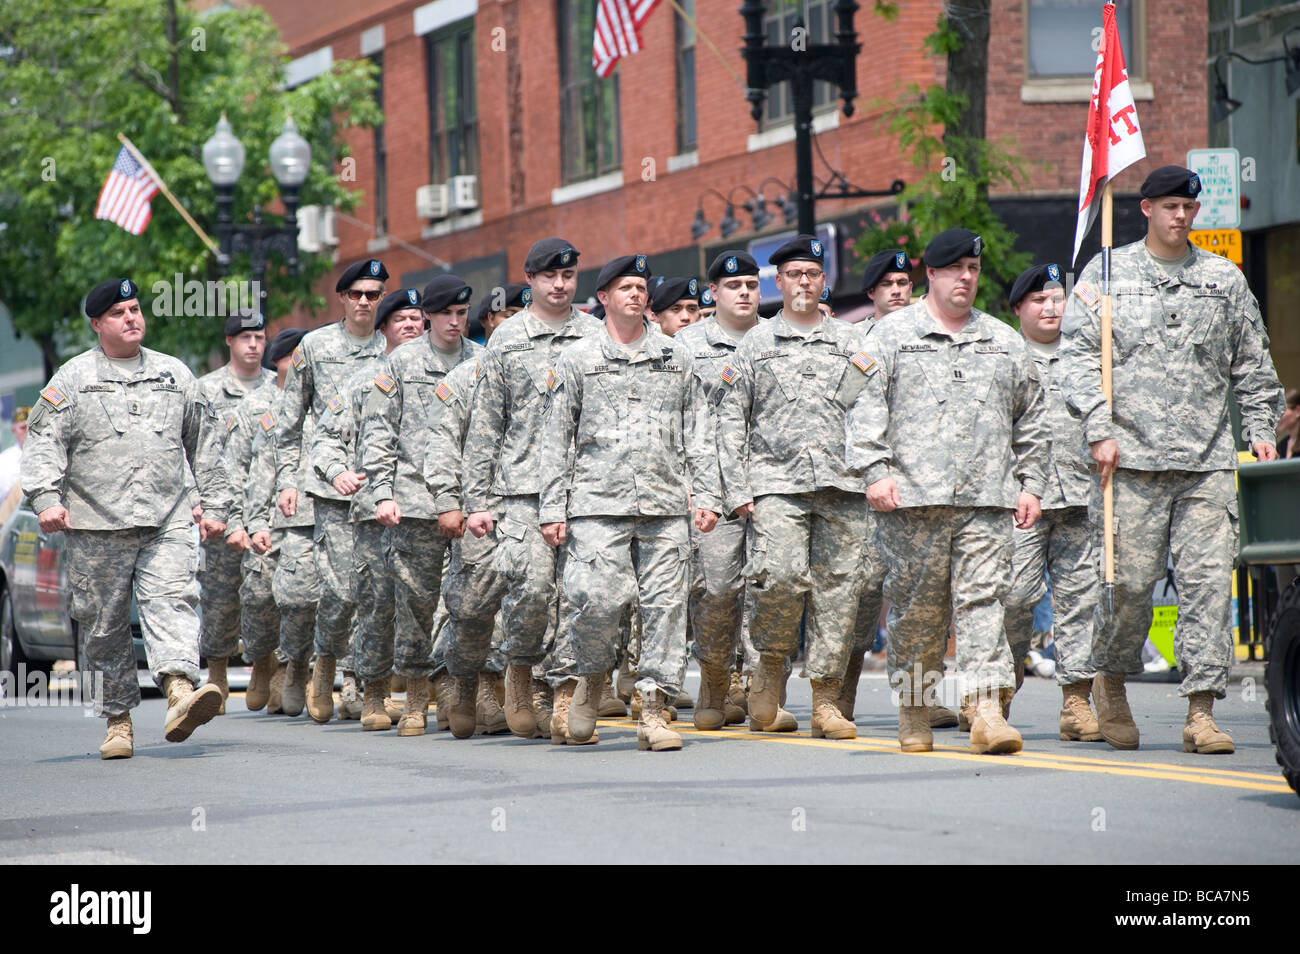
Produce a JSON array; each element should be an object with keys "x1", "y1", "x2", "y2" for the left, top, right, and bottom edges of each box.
[
  {"x1": 221, "y1": 378, "x2": 281, "y2": 536},
  {"x1": 714, "y1": 311, "x2": 866, "y2": 513},
  {"x1": 462, "y1": 306, "x2": 603, "y2": 511},
  {"x1": 675, "y1": 316, "x2": 758, "y2": 404},
  {"x1": 311, "y1": 364, "x2": 384, "y2": 523},
  {"x1": 198, "y1": 364, "x2": 275, "y2": 447},
  {"x1": 1060, "y1": 240, "x2": 1283, "y2": 471},
  {"x1": 845, "y1": 301, "x2": 1048, "y2": 509},
  {"x1": 22, "y1": 346, "x2": 230, "y2": 530},
  {"x1": 423, "y1": 359, "x2": 487, "y2": 516},
  {"x1": 244, "y1": 389, "x2": 314, "y2": 535},
  {"x1": 276, "y1": 320, "x2": 385, "y2": 501},
  {"x1": 1025, "y1": 344, "x2": 1090, "y2": 511},
  {"x1": 362, "y1": 334, "x2": 482, "y2": 520}
]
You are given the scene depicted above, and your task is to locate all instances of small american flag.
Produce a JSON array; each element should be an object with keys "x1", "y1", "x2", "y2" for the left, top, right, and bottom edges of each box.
[
  {"x1": 95, "y1": 146, "x2": 160, "y2": 235},
  {"x1": 592, "y1": 0, "x2": 663, "y2": 78}
]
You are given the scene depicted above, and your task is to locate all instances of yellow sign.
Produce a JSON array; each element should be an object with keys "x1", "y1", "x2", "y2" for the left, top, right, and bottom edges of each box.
[{"x1": 1190, "y1": 228, "x2": 1242, "y2": 264}]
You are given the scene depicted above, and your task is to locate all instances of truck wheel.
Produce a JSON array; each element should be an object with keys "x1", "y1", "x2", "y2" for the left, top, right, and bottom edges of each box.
[{"x1": 1265, "y1": 578, "x2": 1300, "y2": 799}]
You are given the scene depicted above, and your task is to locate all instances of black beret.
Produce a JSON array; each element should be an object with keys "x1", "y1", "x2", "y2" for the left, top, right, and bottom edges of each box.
[
  {"x1": 224, "y1": 310, "x2": 266, "y2": 337},
  {"x1": 335, "y1": 259, "x2": 388, "y2": 292},
  {"x1": 768, "y1": 234, "x2": 825, "y2": 269},
  {"x1": 923, "y1": 228, "x2": 982, "y2": 268},
  {"x1": 421, "y1": 275, "x2": 472, "y2": 314},
  {"x1": 266, "y1": 328, "x2": 307, "y2": 367},
  {"x1": 595, "y1": 253, "x2": 652, "y2": 292},
  {"x1": 85, "y1": 278, "x2": 138, "y2": 319},
  {"x1": 588, "y1": 302, "x2": 606, "y2": 321},
  {"x1": 1141, "y1": 165, "x2": 1202, "y2": 200},
  {"x1": 707, "y1": 250, "x2": 760, "y2": 281},
  {"x1": 699, "y1": 287, "x2": 715, "y2": 308},
  {"x1": 474, "y1": 282, "x2": 532, "y2": 325},
  {"x1": 376, "y1": 289, "x2": 424, "y2": 328},
  {"x1": 860, "y1": 249, "x2": 912, "y2": 293},
  {"x1": 650, "y1": 277, "x2": 700, "y2": 313},
  {"x1": 524, "y1": 238, "x2": 579, "y2": 273},
  {"x1": 1008, "y1": 263, "x2": 1065, "y2": 309}
]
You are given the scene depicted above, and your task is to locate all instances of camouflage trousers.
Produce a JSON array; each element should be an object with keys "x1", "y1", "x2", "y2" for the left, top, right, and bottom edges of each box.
[
  {"x1": 1005, "y1": 506, "x2": 1098, "y2": 687},
  {"x1": 198, "y1": 535, "x2": 243, "y2": 659},
  {"x1": 557, "y1": 514, "x2": 691, "y2": 696},
  {"x1": 690, "y1": 512, "x2": 748, "y2": 670},
  {"x1": 442, "y1": 528, "x2": 508, "y2": 679},
  {"x1": 352, "y1": 519, "x2": 396, "y2": 683},
  {"x1": 65, "y1": 524, "x2": 201, "y2": 718},
  {"x1": 746, "y1": 489, "x2": 867, "y2": 682},
  {"x1": 878, "y1": 506, "x2": 1016, "y2": 701},
  {"x1": 494, "y1": 495, "x2": 564, "y2": 667},
  {"x1": 1091, "y1": 469, "x2": 1236, "y2": 698},
  {"x1": 851, "y1": 511, "x2": 887, "y2": 659},
  {"x1": 272, "y1": 525, "x2": 320, "y2": 663},
  {"x1": 388, "y1": 518, "x2": 450, "y2": 681},
  {"x1": 239, "y1": 547, "x2": 281, "y2": 661},
  {"x1": 312, "y1": 497, "x2": 356, "y2": 661}
]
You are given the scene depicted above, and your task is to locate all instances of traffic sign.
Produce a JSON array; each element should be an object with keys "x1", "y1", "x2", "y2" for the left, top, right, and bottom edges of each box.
[
  {"x1": 1186, "y1": 148, "x2": 1241, "y2": 229},
  {"x1": 1190, "y1": 228, "x2": 1242, "y2": 264}
]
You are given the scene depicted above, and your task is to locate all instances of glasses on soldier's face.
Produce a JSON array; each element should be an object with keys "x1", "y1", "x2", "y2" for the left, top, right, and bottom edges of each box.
[
  {"x1": 346, "y1": 289, "x2": 384, "y2": 302},
  {"x1": 780, "y1": 268, "x2": 823, "y2": 283}
]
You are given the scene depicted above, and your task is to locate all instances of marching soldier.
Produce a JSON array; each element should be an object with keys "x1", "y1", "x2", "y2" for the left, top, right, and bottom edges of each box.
[
  {"x1": 22, "y1": 278, "x2": 230, "y2": 759},
  {"x1": 471, "y1": 282, "x2": 530, "y2": 343},
  {"x1": 647, "y1": 277, "x2": 702, "y2": 336},
  {"x1": 1060, "y1": 166, "x2": 1284, "y2": 753}
]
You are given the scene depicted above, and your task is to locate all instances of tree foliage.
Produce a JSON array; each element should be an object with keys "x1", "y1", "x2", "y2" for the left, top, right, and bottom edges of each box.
[{"x1": 0, "y1": 0, "x2": 380, "y2": 371}]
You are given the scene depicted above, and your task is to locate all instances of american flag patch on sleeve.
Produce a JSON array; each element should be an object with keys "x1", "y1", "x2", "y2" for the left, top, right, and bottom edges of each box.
[
  {"x1": 328, "y1": 395, "x2": 344, "y2": 414},
  {"x1": 851, "y1": 351, "x2": 875, "y2": 373},
  {"x1": 291, "y1": 347, "x2": 304, "y2": 369},
  {"x1": 435, "y1": 381, "x2": 453, "y2": 402},
  {"x1": 259, "y1": 412, "x2": 275, "y2": 432},
  {"x1": 720, "y1": 365, "x2": 738, "y2": 385},
  {"x1": 374, "y1": 372, "x2": 396, "y2": 394},
  {"x1": 40, "y1": 386, "x2": 67, "y2": 408},
  {"x1": 1074, "y1": 282, "x2": 1099, "y2": 308},
  {"x1": 546, "y1": 369, "x2": 558, "y2": 391}
]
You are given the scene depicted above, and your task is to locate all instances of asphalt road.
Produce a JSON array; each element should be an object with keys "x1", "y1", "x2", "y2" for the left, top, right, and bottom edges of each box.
[{"x1": 1, "y1": 666, "x2": 1296, "y2": 864}]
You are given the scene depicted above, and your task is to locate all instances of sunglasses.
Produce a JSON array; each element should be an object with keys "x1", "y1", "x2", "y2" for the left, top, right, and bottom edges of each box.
[{"x1": 346, "y1": 289, "x2": 384, "y2": 302}]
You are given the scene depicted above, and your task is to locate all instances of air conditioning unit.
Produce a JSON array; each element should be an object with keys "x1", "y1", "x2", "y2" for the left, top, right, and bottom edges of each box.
[
  {"x1": 297, "y1": 205, "x2": 321, "y2": 253},
  {"x1": 320, "y1": 206, "x2": 338, "y2": 247},
  {"x1": 417, "y1": 183, "x2": 450, "y2": 219},
  {"x1": 449, "y1": 174, "x2": 479, "y2": 211}
]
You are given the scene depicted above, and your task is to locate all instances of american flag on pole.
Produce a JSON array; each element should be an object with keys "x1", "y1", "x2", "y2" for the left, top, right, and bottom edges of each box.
[
  {"x1": 95, "y1": 145, "x2": 160, "y2": 235},
  {"x1": 592, "y1": 0, "x2": 664, "y2": 78}
]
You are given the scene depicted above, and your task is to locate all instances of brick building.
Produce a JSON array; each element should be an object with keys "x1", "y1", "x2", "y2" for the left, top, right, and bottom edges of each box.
[{"x1": 245, "y1": 0, "x2": 1205, "y2": 326}]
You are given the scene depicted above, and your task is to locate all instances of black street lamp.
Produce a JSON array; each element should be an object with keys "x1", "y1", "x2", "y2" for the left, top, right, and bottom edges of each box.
[{"x1": 202, "y1": 113, "x2": 311, "y2": 311}]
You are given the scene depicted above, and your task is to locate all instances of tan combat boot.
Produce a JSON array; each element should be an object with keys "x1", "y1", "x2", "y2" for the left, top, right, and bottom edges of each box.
[
  {"x1": 337, "y1": 672, "x2": 362, "y2": 721},
  {"x1": 969, "y1": 691, "x2": 1023, "y2": 755},
  {"x1": 504, "y1": 663, "x2": 538, "y2": 738},
  {"x1": 361, "y1": 675, "x2": 391, "y2": 731},
  {"x1": 694, "y1": 663, "x2": 729, "y2": 731},
  {"x1": 748, "y1": 653, "x2": 785, "y2": 727},
  {"x1": 616, "y1": 663, "x2": 636, "y2": 704},
  {"x1": 1003, "y1": 660, "x2": 1026, "y2": 720},
  {"x1": 837, "y1": 650, "x2": 866, "y2": 719},
  {"x1": 1183, "y1": 692, "x2": 1234, "y2": 754},
  {"x1": 724, "y1": 670, "x2": 748, "y2": 725},
  {"x1": 927, "y1": 704, "x2": 959, "y2": 728},
  {"x1": 398, "y1": 676, "x2": 430, "y2": 737},
  {"x1": 281, "y1": 659, "x2": 310, "y2": 716},
  {"x1": 206, "y1": 657, "x2": 228, "y2": 715},
  {"x1": 266, "y1": 661, "x2": 286, "y2": 714},
  {"x1": 811, "y1": 678, "x2": 857, "y2": 739},
  {"x1": 957, "y1": 696, "x2": 977, "y2": 732},
  {"x1": 446, "y1": 675, "x2": 477, "y2": 739},
  {"x1": 629, "y1": 689, "x2": 676, "y2": 722},
  {"x1": 431, "y1": 672, "x2": 454, "y2": 730},
  {"x1": 161, "y1": 674, "x2": 224, "y2": 743},
  {"x1": 533, "y1": 680, "x2": 554, "y2": 739},
  {"x1": 246, "y1": 653, "x2": 277, "y2": 711},
  {"x1": 1059, "y1": 681, "x2": 1103, "y2": 741},
  {"x1": 638, "y1": 689, "x2": 682, "y2": 751},
  {"x1": 568, "y1": 674, "x2": 602, "y2": 743},
  {"x1": 390, "y1": 674, "x2": 407, "y2": 693},
  {"x1": 672, "y1": 686, "x2": 694, "y2": 710},
  {"x1": 898, "y1": 705, "x2": 933, "y2": 753},
  {"x1": 475, "y1": 672, "x2": 510, "y2": 735},
  {"x1": 100, "y1": 712, "x2": 133, "y2": 760},
  {"x1": 597, "y1": 671, "x2": 627, "y2": 717},
  {"x1": 306, "y1": 656, "x2": 336, "y2": 723},
  {"x1": 551, "y1": 679, "x2": 574, "y2": 745},
  {"x1": 1092, "y1": 673, "x2": 1139, "y2": 750}
]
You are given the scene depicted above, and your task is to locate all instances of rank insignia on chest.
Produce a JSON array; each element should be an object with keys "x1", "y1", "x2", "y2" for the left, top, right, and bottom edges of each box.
[
  {"x1": 435, "y1": 381, "x2": 453, "y2": 402},
  {"x1": 546, "y1": 369, "x2": 558, "y2": 391},
  {"x1": 720, "y1": 365, "x2": 739, "y2": 385},
  {"x1": 374, "y1": 372, "x2": 397, "y2": 394},
  {"x1": 1073, "y1": 282, "x2": 1099, "y2": 308},
  {"x1": 259, "y1": 412, "x2": 275, "y2": 432},
  {"x1": 291, "y1": 347, "x2": 305, "y2": 370},
  {"x1": 40, "y1": 386, "x2": 67, "y2": 408},
  {"x1": 328, "y1": 394, "x2": 345, "y2": 414},
  {"x1": 851, "y1": 351, "x2": 875, "y2": 373}
]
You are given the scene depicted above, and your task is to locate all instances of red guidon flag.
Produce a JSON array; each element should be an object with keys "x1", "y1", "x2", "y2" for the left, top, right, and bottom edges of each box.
[{"x1": 1072, "y1": 1, "x2": 1146, "y2": 265}]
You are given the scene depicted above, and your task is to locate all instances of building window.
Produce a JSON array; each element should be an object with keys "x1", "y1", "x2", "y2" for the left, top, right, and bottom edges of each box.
[
  {"x1": 558, "y1": 0, "x2": 621, "y2": 183},
  {"x1": 425, "y1": 20, "x2": 479, "y2": 186},
  {"x1": 370, "y1": 52, "x2": 387, "y2": 236},
  {"x1": 762, "y1": 0, "x2": 836, "y2": 127},
  {"x1": 1026, "y1": 0, "x2": 1142, "y2": 79},
  {"x1": 676, "y1": 0, "x2": 697, "y2": 153}
]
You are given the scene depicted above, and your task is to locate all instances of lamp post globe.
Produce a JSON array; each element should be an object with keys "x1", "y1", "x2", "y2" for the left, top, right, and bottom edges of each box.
[
  {"x1": 269, "y1": 116, "x2": 311, "y2": 188},
  {"x1": 202, "y1": 113, "x2": 246, "y2": 187}
]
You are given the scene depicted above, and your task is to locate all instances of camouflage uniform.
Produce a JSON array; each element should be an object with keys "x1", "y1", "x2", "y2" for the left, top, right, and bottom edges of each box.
[
  {"x1": 462, "y1": 306, "x2": 604, "y2": 667},
  {"x1": 22, "y1": 346, "x2": 231, "y2": 717},
  {"x1": 1060, "y1": 240, "x2": 1283, "y2": 697},
  {"x1": 363, "y1": 334, "x2": 482, "y2": 681},
  {"x1": 846, "y1": 301, "x2": 1048, "y2": 700},
  {"x1": 1003, "y1": 343, "x2": 1098, "y2": 686},
  {"x1": 714, "y1": 311, "x2": 869, "y2": 682},
  {"x1": 276, "y1": 321, "x2": 385, "y2": 664},
  {"x1": 539, "y1": 320, "x2": 722, "y2": 696}
]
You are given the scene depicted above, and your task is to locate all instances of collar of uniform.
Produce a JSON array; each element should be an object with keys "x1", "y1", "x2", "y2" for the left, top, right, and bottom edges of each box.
[
  {"x1": 522, "y1": 305, "x2": 583, "y2": 340},
  {"x1": 599, "y1": 318, "x2": 656, "y2": 362},
  {"x1": 219, "y1": 364, "x2": 251, "y2": 396},
  {"x1": 910, "y1": 302, "x2": 992, "y2": 343},
  {"x1": 93, "y1": 346, "x2": 155, "y2": 382},
  {"x1": 771, "y1": 310, "x2": 830, "y2": 342},
  {"x1": 1136, "y1": 240, "x2": 1198, "y2": 288},
  {"x1": 421, "y1": 333, "x2": 468, "y2": 371},
  {"x1": 705, "y1": 316, "x2": 746, "y2": 348},
  {"x1": 333, "y1": 319, "x2": 383, "y2": 354}
]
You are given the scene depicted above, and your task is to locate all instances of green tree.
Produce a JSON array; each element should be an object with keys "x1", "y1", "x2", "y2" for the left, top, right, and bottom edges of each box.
[
  {"x1": 855, "y1": 11, "x2": 1034, "y2": 318},
  {"x1": 0, "y1": 0, "x2": 380, "y2": 372}
]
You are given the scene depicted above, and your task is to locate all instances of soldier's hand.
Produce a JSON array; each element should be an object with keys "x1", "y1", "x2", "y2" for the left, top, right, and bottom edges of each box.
[
  {"x1": 333, "y1": 471, "x2": 367, "y2": 496},
  {"x1": 695, "y1": 509, "x2": 719, "y2": 534},
  {"x1": 226, "y1": 529, "x2": 251, "y2": 551},
  {"x1": 541, "y1": 521, "x2": 566, "y2": 548},
  {"x1": 192, "y1": 504, "x2": 204, "y2": 524},
  {"x1": 37, "y1": 505, "x2": 70, "y2": 534},
  {"x1": 251, "y1": 531, "x2": 272, "y2": 554},
  {"x1": 467, "y1": 511, "x2": 495, "y2": 538},
  {"x1": 438, "y1": 510, "x2": 466, "y2": 539},
  {"x1": 866, "y1": 478, "x2": 900, "y2": 512},
  {"x1": 1252, "y1": 441, "x2": 1279, "y2": 462},
  {"x1": 278, "y1": 488, "x2": 298, "y2": 517},
  {"x1": 376, "y1": 499, "x2": 401, "y2": 527},
  {"x1": 1090, "y1": 438, "x2": 1119, "y2": 489},
  {"x1": 199, "y1": 518, "x2": 227, "y2": 541},
  {"x1": 732, "y1": 501, "x2": 755, "y2": 519},
  {"x1": 1015, "y1": 492, "x2": 1041, "y2": 530}
]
